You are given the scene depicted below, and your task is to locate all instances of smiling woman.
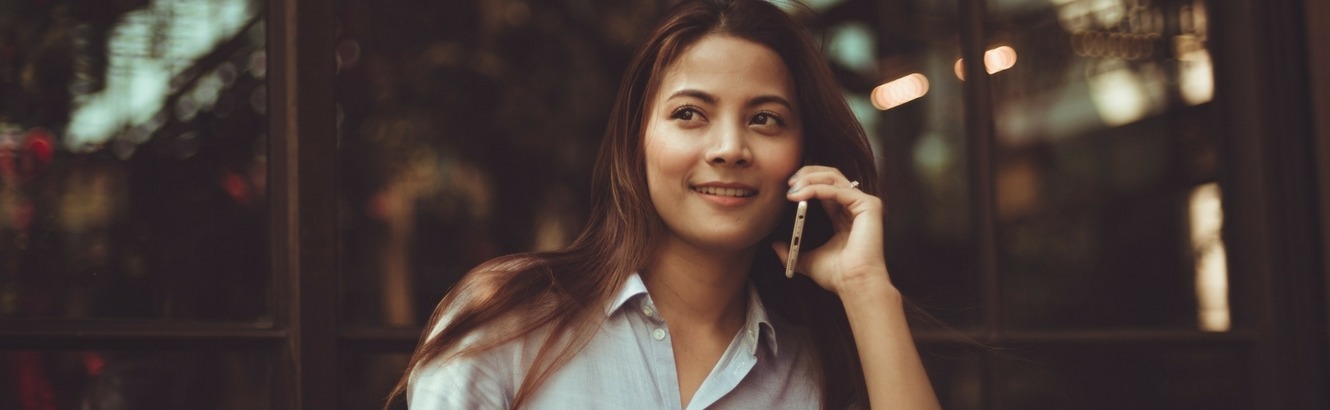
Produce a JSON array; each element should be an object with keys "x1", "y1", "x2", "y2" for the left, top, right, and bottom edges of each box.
[
  {"x1": 387, "y1": 1, "x2": 939, "y2": 409},
  {"x1": 640, "y1": 34, "x2": 807, "y2": 406},
  {"x1": 644, "y1": 35, "x2": 804, "y2": 254},
  {"x1": 2, "y1": 0, "x2": 1324, "y2": 407}
]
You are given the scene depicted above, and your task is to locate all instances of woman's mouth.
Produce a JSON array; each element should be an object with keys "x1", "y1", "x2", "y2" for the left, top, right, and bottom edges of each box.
[{"x1": 692, "y1": 186, "x2": 756, "y2": 197}]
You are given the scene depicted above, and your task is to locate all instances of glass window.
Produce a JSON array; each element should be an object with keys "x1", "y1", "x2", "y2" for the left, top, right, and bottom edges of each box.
[
  {"x1": 0, "y1": 348, "x2": 273, "y2": 410},
  {"x1": 334, "y1": 0, "x2": 695, "y2": 328},
  {"x1": 871, "y1": 0, "x2": 982, "y2": 329},
  {"x1": 916, "y1": 342, "x2": 986, "y2": 410},
  {"x1": 0, "y1": 0, "x2": 269, "y2": 322},
  {"x1": 999, "y1": 344, "x2": 1249, "y2": 408},
  {"x1": 985, "y1": 0, "x2": 1225, "y2": 330},
  {"x1": 340, "y1": 352, "x2": 410, "y2": 410}
]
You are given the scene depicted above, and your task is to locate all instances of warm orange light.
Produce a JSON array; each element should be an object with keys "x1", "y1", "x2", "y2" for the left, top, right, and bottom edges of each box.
[
  {"x1": 985, "y1": 46, "x2": 1018, "y2": 74},
  {"x1": 955, "y1": 45, "x2": 1019, "y2": 80},
  {"x1": 871, "y1": 73, "x2": 929, "y2": 110},
  {"x1": 1189, "y1": 183, "x2": 1230, "y2": 332}
]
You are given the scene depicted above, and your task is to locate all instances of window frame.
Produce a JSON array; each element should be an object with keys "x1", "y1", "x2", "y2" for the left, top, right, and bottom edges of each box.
[{"x1": 267, "y1": 0, "x2": 338, "y2": 408}]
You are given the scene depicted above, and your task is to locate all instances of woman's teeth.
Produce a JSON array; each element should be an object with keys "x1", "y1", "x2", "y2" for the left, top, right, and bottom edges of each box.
[{"x1": 694, "y1": 186, "x2": 755, "y2": 197}]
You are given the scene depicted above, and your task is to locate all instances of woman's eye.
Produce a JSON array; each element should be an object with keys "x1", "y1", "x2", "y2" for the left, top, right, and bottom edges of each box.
[
  {"x1": 671, "y1": 107, "x2": 702, "y2": 121},
  {"x1": 750, "y1": 112, "x2": 785, "y2": 127}
]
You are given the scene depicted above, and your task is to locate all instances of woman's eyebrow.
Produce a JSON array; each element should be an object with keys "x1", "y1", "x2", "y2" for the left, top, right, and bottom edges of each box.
[
  {"x1": 747, "y1": 94, "x2": 793, "y2": 111},
  {"x1": 665, "y1": 89, "x2": 716, "y2": 104},
  {"x1": 666, "y1": 89, "x2": 793, "y2": 111}
]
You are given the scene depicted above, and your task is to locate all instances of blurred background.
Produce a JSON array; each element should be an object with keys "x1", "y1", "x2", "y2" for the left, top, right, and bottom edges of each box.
[{"x1": 1, "y1": 0, "x2": 1326, "y2": 409}]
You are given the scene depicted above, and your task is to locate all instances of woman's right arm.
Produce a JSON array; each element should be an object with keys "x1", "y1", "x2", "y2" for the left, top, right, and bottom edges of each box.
[{"x1": 781, "y1": 166, "x2": 941, "y2": 409}]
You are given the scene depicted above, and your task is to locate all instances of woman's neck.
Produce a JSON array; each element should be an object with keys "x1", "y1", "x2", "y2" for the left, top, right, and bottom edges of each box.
[{"x1": 642, "y1": 238, "x2": 754, "y2": 333}]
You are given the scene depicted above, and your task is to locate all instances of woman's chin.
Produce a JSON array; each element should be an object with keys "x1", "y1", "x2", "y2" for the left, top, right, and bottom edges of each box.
[{"x1": 684, "y1": 230, "x2": 775, "y2": 253}]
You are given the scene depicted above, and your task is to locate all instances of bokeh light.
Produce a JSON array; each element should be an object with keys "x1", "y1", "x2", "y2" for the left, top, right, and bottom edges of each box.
[{"x1": 871, "y1": 73, "x2": 929, "y2": 110}]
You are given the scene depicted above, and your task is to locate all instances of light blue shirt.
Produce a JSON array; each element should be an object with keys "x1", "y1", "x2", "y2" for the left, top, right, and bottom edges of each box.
[{"x1": 407, "y1": 272, "x2": 823, "y2": 409}]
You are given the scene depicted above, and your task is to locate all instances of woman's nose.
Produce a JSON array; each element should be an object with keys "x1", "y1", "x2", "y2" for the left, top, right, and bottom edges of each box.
[{"x1": 707, "y1": 126, "x2": 751, "y2": 167}]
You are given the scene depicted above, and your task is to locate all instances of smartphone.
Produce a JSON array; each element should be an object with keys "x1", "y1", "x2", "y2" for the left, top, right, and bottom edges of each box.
[{"x1": 785, "y1": 200, "x2": 808, "y2": 279}]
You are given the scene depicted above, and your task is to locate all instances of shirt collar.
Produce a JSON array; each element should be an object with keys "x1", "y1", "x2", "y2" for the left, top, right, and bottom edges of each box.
[
  {"x1": 605, "y1": 272, "x2": 650, "y2": 316},
  {"x1": 606, "y1": 272, "x2": 779, "y2": 356},
  {"x1": 744, "y1": 281, "x2": 779, "y2": 356}
]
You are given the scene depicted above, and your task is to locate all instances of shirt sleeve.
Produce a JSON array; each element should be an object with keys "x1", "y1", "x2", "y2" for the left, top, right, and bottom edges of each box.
[
  {"x1": 406, "y1": 349, "x2": 514, "y2": 410},
  {"x1": 406, "y1": 302, "x2": 517, "y2": 410}
]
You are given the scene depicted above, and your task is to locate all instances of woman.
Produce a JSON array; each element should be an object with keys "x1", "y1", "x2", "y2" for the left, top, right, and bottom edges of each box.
[{"x1": 389, "y1": 0, "x2": 940, "y2": 408}]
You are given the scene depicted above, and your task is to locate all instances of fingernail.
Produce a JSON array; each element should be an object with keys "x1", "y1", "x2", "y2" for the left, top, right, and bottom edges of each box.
[{"x1": 788, "y1": 186, "x2": 801, "y2": 194}]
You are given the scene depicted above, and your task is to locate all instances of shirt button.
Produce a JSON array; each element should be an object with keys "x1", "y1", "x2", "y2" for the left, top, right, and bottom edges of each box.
[
  {"x1": 652, "y1": 328, "x2": 666, "y2": 341},
  {"x1": 642, "y1": 304, "x2": 655, "y2": 318}
]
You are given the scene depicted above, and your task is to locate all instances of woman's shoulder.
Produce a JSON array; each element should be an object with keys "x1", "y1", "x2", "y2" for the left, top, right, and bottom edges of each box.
[
  {"x1": 409, "y1": 302, "x2": 554, "y2": 410},
  {"x1": 408, "y1": 251, "x2": 598, "y2": 409},
  {"x1": 417, "y1": 251, "x2": 573, "y2": 359},
  {"x1": 407, "y1": 326, "x2": 531, "y2": 410}
]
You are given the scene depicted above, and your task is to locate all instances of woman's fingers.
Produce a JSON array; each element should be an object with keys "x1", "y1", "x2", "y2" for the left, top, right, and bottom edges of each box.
[
  {"x1": 787, "y1": 181, "x2": 882, "y2": 221},
  {"x1": 788, "y1": 166, "x2": 870, "y2": 224},
  {"x1": 788, "y1": 166, "x2": 858, "y2": 191},
  {"x1": 779, "y1": 167, "x2": 887, "y2": 290}
]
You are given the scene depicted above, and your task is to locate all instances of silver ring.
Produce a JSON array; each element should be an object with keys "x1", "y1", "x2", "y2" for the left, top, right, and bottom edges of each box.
[{"x1": 849, "y1": 180, "x2": 860, "y2": 190}]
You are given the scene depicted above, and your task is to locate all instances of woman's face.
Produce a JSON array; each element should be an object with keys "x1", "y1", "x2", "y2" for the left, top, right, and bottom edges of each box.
[{"x1": 643, "y1": 34, "x2": 803, "y2": 253}]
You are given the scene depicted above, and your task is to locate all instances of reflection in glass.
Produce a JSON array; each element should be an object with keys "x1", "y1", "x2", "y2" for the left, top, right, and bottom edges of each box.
[
  {"x1": 1000, "y1": 345, "x2": 1249, "y2": 409},
  {"x1": 871, "y1": 73, "x2": 930, "y2": 111},
  {"x1": 988, "y1": 0, "x2": 1226, "y2": 330},
  {"x1": 0, "y1": 0, "x2": 269, "y2": 321},
  {"x1": 334, "y1": 0, "x2": 652, "y2": 327},
  {"x1": 1189, "y1": 182, "x2": 1228, "y2": 332},
  {"x1": 872, "y1": 0, "x2": 980, "y2": 329},
  {"x1": 953, "y1": 45, "x2": 1017, "y2": 79},
  {"x1": 341, "y1": 352, "x2": 410, "y2": 410},
  {"x1": 1086, "y1": 57, "x2": 1160, "y2": 127},
  {"x1": 915, "y1": 343, "x2": 984, "y2": 410},
  {"x1": 63, "y1": 0, "x2": 257, "y2": 151},
  {"x1": 0, "y1": 349, "x2": 272, "y2": 410},
  {"x1": 1176, "y1": 0, "x2": 1213, "y2": 106}
]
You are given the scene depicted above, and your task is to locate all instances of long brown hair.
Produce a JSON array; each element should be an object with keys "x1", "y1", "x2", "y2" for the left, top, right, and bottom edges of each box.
[{"x1": 386, "y1": 1, "x2": 878, "y2": 408}]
